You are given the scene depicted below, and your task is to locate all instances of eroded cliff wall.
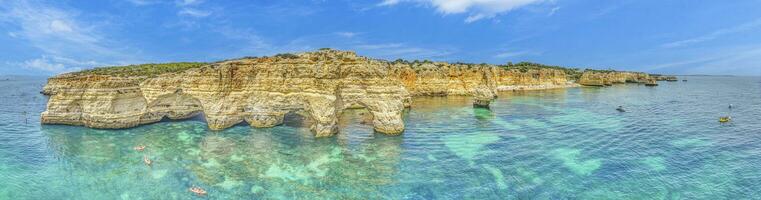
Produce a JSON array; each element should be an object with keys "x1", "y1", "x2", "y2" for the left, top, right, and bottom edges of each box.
[
  {"x1": 578, "y1": 71, "x2": 653, "y2": 86},
  {"x1": 40, "y1": 49, "x2": 648, "y2": 137}
]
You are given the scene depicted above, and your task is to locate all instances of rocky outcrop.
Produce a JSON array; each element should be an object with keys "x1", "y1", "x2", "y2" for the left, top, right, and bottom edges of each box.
[
  {"x1": 578, "y1": 71, "x2": 652, "y2": 87},
  {"x1": 388, "y1": 61, "x2": 507, "y2": 109},
  {"x1": 651, "y1": 75, "x2": 678, "y2": 82},
  {"x1": 43, "y1": 50, "x2": 409, "y2": 137},
  {"x1": 390, "y1": 62, "x2": 498, "y2": 96},
  {"x1": 644, "y1": 78, "x2": 658, "y2": 86},
  {"x1": 495, "y1": 68, "x2": 576, "y2": 90},
  {"x1": 41, "y1": 49, "x2": 650, "y2": 137}
]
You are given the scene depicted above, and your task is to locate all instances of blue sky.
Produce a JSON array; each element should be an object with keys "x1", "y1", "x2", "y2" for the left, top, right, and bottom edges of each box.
[{"x1": 1, "y1": 0, "x2": 761, "y2": 76}]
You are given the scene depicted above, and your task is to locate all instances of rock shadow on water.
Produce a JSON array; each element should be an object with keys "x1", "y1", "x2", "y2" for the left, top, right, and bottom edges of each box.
[
  {"x1": 473, "y1": 107, "x2": 495, "y2": 121},
  {"x1": 551, "y1": 148, "x2": 602, "y2": 176},
  {"x1": 228, "y1": 133, "x2": 405, "y2": 198},
  {"x1": 512, "y1": 166, "x2": 544, "y2": 192},
  {"x1": 641, "y1": 156, "x2": 666, "y2": 171},
  {"x1": 482, "y1": 164, "x2": 507, "y2": 190},
  {"x1": 443, "y1": 131, "x2": 501, "y2": 162},
  {"x1": 489, "y1": 118, "x2": 527, "y2": 139}
]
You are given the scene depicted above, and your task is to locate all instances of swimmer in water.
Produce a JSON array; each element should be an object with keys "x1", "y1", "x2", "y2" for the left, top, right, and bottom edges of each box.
[
  {"x1": 143, "y1": 155, "x2": 152, "y2": 166},
  {"x1": 189, "y1": 186, "x2": 207, "y2": 196}
]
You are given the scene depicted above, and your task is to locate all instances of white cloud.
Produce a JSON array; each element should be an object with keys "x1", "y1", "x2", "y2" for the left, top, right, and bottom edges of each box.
[
  {"x1": 548, "y1": 6, "x2": 559, "y2": 16},
  {"x1": 125, "y1": 0, "x2": 161, "y2": 6},
  {"x1": 49, "y1": 19, "x2": 73, "y2": 32},
  {"x1": 644, "y1": 45, "x2": 761, "y2": 75},
  {"x1": 2, "y1": 1, "x2": 108, "y2": 55},
  {"x1": 355, "y1": 43, "x2": 452, "y2": 59},
  {"x1": 173, "y1": 0, "x2": 212, "y2": 19},
  {"x1": 336, "y1": 32, "x2": 359, "y2": 38},
  {"x1": 179, "y1": 8, "x2": 212, "y2": 17},
  {"x1": 379, "y1": 0, "x2": 546, "y2": 22},
  {"x1": 127, "y1": 0, "x2": 210, "y2": 18},
  {"x1": 378, "y1": 0, "x2": 401, "y2": 6},
  {"x1": 13, "y1": 55, "x2": 108, "y2": 74},
  {"x1": 176, "y1": 0, "x2": 203, "y2": 6},
  {"x1": 23, "y1": 57, "x2": 65, "y2": 72},
  {"x1": 494, "y1": 50, "x2": 530, "y2": 58},
  {"x1": 0, "y1": 1, "x2": 141, "y2": 74},
  {"x1": 662, "y1": 18, "x2": 761, "y2": 48}
]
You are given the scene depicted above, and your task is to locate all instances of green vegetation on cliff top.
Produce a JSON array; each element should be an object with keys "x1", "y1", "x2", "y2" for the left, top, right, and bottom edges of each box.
[
  {"x1": 500, "y1": 62, "x2": 584, "y2": 80},
  {"x1": 64, "y1": 50, "x2": 636, "y2": 79},
  {"x1": 70, "y1": 62, "x2": 208, "y2": 77},
  {"x1": 67, "y1": 53, "x2": 300, "y2": 77}
]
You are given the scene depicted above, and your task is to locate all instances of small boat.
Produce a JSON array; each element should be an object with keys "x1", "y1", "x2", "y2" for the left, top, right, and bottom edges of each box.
[
  {"x1": 133, "y1": 145, "x2": 146, "y2": 151},
  {"x1": 143, "y1": 155, "x2": 152, "y2": 166},
  {"x1": 189, "y1": 186, "x2": 207, "y2": 196},
  {"x1": 616, "y1": 106, "x2": 626, "y2": 112},
  {"x1": 719, "y1": 116, "x2": 731, "y2": 123}
]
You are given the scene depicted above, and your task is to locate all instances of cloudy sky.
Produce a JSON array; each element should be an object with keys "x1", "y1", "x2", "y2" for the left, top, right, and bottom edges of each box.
[{"x1": 1, "y1": 0, "x2": 761, "y2": 76}]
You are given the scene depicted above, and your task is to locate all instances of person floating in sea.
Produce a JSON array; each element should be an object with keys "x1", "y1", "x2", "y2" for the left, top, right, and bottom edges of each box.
[
  {"x1": 616, "y1": 106, "x2": 626, "y2": 112},
  {"x1": 189, "y1": 186, "x2": 207, "y2": 196},
  {"x1": 133, "y1": 145, "x2": 146, "y2": 151},
  {"x1": 729, "y1": 104, "x2": 734, "y2": 109},
  {"x1": 143, "y1": 155, "x2": 152, "y2": 166}
]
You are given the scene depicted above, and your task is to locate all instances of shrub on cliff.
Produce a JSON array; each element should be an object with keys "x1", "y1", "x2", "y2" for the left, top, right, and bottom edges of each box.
[
  {"x1": 391, "y1": 59, "x2": 410, "y2": 64},
  {"x1": 498, "y1": 61, "x2": 585, "y2": 80},
  {"x1": 71, "y1": 62, "x2": 208, "y2": 77},
  {"x1": 583, "y1": 68, "x2": 616, "y2": 73},
  {"x1": 274, "y1": 53, "x2": 300, "y2": 59},
  {"x1": 500, "y1": 62, "x2": 576, "y2": 73}
]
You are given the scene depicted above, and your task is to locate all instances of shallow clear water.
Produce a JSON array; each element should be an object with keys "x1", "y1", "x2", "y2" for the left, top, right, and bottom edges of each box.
[{"x1": 1, "y1": 76, "x2": 760, "y2": 199}]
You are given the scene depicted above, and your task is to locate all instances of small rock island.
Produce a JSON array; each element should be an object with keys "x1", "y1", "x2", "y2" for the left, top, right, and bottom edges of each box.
[{"x1": 40, "y1": 49, "x2": 659, "y2": 137}]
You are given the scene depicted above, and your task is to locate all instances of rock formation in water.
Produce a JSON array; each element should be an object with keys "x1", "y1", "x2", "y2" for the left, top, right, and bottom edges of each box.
[
  {"x1": 651, "y1": 74, "x2": 678, "y2": 82},
  {"x1": 577, "y1": 71, "x2": 654, "y2": 87},
  {"x1": 40, "y1": 49, "x2": 652, "y2": 137}
]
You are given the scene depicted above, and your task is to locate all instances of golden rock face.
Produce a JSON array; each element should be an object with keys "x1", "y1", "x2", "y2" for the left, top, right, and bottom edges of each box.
[
  {"x1": 40, "y1": 49, "x2": 598, "y2": 137},
  {"x1": 578, "y1": 71, "x2": 652, "y2": 87}
]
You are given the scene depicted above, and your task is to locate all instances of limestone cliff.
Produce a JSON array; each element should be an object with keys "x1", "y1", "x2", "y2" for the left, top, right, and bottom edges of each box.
[
  {"x1": 40, "y1": 49, "x2": 649, "y2": 137},
  {"x1": 578, "y1": 71, "x2": 653, "y2": 86},
  {"x1": 495, "y1": 68, "x2": 575, "y2": 90},
  {"x1": 42, "y1": 50, "x2": 410, "y2": 137},
  {"x1": 651, "y1": 74, "x2": 678, "y2": 82}
]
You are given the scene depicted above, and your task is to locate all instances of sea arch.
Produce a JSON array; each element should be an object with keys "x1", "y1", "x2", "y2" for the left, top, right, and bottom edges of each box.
[{"x1": 141, "y1": 91, "x2": 204, "y2": 124}]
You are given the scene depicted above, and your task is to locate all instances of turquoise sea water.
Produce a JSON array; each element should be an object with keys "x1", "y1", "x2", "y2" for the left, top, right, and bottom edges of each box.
[{"x1": 1, "y1": 76, "x2": 760, "y2": 199}]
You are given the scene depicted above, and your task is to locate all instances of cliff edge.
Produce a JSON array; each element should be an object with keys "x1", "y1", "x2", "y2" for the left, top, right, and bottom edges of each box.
[{"x1": 40, "y1": 49, "x2": 652, "y2": 137}]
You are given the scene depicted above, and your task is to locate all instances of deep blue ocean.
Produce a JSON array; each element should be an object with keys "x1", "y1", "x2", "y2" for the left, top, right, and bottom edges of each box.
[{"x1": 1, "y1": 76, "x2": 760, "y2": 199}]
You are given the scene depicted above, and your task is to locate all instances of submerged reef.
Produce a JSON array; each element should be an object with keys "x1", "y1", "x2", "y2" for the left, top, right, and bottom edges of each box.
[{"x1": 40, "y1": 49, "x2": 655, "y2": 137}]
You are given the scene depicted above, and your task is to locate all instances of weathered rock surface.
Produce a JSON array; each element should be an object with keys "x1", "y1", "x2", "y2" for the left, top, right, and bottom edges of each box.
[
  {"x1": 652, "y1": 75, "x2": 678, "y2": 82},
  {"x1": 40, "y1": 49, "x2": 652, "y2": 137},
  {"x1": 578, "y1": 71, "x2": 652, "y2": 87},
  {"x1": 495, "y1": 68, "x2": 576, "y2": 91}
]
